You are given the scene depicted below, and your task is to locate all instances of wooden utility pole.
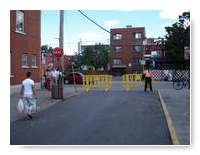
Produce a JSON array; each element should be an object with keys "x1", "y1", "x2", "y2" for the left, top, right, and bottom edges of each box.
[{"x1": 58, "y1": 10, "x2": 64, "y2": 99}]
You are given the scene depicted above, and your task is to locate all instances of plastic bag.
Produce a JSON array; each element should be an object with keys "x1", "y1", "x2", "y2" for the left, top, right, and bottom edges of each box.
[
  {"x1": 31, "y1": 99, "x2": 40, "y2": 113},
  {"x1": 32, "y1": 99, "x2": 37, "y2": 112},
  {"x1": 17, "y1": 98, "x2": 24, "y2": 113}
]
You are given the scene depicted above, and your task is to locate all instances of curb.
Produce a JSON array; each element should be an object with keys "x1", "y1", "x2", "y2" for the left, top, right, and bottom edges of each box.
[{"x1": 157, "y1": 90, "x2": 180, "y2": 145}]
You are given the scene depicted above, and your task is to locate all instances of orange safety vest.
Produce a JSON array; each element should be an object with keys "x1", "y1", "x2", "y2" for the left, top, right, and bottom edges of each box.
[{"x1": 145, "y1": 71, "x2": 151, "y2": 78}]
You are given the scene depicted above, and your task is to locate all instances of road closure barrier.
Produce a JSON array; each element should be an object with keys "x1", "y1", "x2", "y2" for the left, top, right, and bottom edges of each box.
[
  {"x1": 83, "y1": 75, "x2": 112, "y2": 92},
  {"x1": 122, "y1": 74, "x2": 154, "y2": 91}
]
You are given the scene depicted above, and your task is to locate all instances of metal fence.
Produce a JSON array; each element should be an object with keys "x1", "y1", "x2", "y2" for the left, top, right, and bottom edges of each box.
[
  {"x1": 83, "y1": 75, "x2": 112, "y2": 92},
  {"x1": 122, "y1": 74, "x2": 154, "y2": 91},
  {"x1": 149, "y1": 70, "x2": 190, "y2": 81}
]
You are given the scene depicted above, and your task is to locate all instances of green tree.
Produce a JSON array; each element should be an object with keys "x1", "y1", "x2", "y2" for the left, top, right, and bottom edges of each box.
[
  {"x1": 41, "y1": 45, "x2": 53, "y2": 53},
  {"x1": 94, "y1": 44, "x2": 110, "y2": 69},
  {"x1": 164, "y1": 11, "x2": 190, "y2": 61},
  {"x1": 75, "y1": 43, "x2": 110, "y2": 70}
]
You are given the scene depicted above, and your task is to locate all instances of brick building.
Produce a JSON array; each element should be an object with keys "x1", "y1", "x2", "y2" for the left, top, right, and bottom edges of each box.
[
  {"x1": 144, "y1": 38, "x2": 164, "y2": 56},
  {"x1": 110, "y1": 26, "x2": 146, "y2": 75},
  {"x1": 41, "y1": 52, "x2": 57, "y2": 76},
  {"x1": 41, "y1": 54, "x2": 74, "y2": 75},
  {"x1": 10, "y1": 10, "x2": 41, "y2": 88},
  {"x1": 144, "y1": 38, "x2": 165, "y2": 69},
  {"x1": 63, "y1": 55, "x2": 74, "y2": 69}
]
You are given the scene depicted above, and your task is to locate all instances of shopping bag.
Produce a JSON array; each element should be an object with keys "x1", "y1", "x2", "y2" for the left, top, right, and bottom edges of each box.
[
  {"x1": 17, "y1": 98, "x2": 24, "y2": 113},
  {"x1": 31, "y1": 99, "x2": 40, "y2": 112},
  {"x1": 30, "y1": 99, "x2": 37, "y2": 112}
]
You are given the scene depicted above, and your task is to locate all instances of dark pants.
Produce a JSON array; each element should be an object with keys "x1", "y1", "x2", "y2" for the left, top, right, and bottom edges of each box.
[{"x1": 144, "y1": 77, "x2": 153, "y2": 91}]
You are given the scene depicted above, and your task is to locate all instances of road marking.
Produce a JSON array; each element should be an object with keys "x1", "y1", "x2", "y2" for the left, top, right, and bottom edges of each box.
[{"x1": 157, "y1": 90, "x2": 180, "y2": 145}]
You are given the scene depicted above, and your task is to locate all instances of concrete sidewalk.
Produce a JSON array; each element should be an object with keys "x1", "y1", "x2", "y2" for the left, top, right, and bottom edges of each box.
[
  {"x1": 159, "y1": 88, "x2": 190, "y2": 145},
  {"x1": 10, "y1": 85, "x2": 85, "y2": 122}
]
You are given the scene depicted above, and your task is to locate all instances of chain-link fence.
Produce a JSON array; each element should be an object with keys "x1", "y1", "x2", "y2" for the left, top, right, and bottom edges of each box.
[{"x1": 149, "y1": 70, "x2": 190, "y2": 81}]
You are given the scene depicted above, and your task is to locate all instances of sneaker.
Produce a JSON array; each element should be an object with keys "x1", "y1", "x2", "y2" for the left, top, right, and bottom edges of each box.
[{"x1": 27, "y1": 114, "x2": 33, "y2": 119}]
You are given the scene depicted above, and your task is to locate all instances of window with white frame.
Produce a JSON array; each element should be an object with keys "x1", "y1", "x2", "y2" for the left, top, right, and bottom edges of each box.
[
  {"x1": 16, "y1": 10, "x2": 25, "y2": 33},
  {"x1": 22, "y1": 54, "x2": 28, "y2": 67},
  {"x1": 113, "y1": 46, "x2": 122, "y2": 52},
  {"x1": 113, "y1": 58, "x2": 122, "y2": 65},
  {"x1": 113, "y1": 34, "x2": 122, "y2": 40},
  {"x1": 132, "y1": 58, "x2": 141, "y2": 65},
  {"x1": 133, "y1": 32, "x2": 142, "y2": 39},
  {"x1": 133, "y1": 45, "x2": 144, "y2": 52},
  {"x1": 31, "y1": 54, "x2": 37, "y2": 67}
]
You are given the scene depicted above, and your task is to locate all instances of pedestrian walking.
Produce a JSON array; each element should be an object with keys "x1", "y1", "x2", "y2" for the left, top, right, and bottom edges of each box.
[
  {"x1": 20, "y1": 72, "x2": 37, "y2": 119},
  {"x1": 144, "y1": 70, "x2": 153, "y2": 91},
  {"x1": 46, "y1": 69, "x2": 51, "y2": 90}
]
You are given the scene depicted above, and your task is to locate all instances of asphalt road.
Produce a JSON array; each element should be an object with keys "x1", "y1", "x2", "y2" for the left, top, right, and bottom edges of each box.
[{"x1": 10, "y1": 90, "x2": 172, "y2": 145}]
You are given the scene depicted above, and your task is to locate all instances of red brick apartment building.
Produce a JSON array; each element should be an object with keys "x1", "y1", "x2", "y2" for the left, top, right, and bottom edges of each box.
[
  {"x1": 10, "y1": 10, "x2": 41, "y2": 89},
  {"x1": 110, "y1": 26, "x2": 145, "y2": 76}
]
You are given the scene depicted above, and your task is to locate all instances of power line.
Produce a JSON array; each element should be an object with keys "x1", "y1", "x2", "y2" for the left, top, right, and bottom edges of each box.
[
  {"x1": 77, "y1": 10, "x2": 148, "y2": 41},
  {"x1": 77, "y1": 10, "x2": 111, "y2": 34}
]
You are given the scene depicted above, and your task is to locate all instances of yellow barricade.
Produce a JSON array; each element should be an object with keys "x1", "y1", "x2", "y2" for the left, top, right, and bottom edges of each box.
[
  {"x1": 122, "y1": 74, "x2": 154, "y2": 91},
  {"x1": 83, "y1": 75, "x2": 112, "y2": 92}
]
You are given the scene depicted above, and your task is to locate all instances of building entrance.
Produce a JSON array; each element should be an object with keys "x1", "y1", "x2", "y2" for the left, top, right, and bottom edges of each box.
[{"x1": 112, "y1": 68, "x2": 126, "y2": 76}]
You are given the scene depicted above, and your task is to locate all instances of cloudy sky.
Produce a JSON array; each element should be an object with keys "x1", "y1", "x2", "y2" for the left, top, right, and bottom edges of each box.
[{"x1": 41, "y1": 10, "x2": 188, "y2": 55}]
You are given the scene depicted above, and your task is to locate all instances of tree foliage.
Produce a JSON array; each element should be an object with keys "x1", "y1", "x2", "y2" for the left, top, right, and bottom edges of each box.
[
  {"x1": 41, "y1": 45, "x2": 53, "y2": 53},
  {"x1": 75, "y1": 43, "x2": 110, "y2": 70},
  {"x1": 164, "y1": 12, "x2": 190, "y2": 61}
]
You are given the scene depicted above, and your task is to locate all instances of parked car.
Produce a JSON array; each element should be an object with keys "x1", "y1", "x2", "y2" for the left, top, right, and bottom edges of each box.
[{"x1": 64, "y1": 72, "x2": 84, "y2": 84}]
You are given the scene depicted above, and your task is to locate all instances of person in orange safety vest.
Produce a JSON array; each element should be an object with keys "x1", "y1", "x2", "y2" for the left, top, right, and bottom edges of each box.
[{"x1": 144, "y1": 70, "x2": 153, "y2": 91}]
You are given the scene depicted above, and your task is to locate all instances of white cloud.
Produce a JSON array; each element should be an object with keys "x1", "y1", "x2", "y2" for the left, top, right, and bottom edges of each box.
[
  {"x1": 146, "y1": 34, "x2": 151, "y2": 38},
  {"x1": 78, "y1": 31, "x2": 102, "y2": 41},
  {"x1": 161, "y1": 23, "x2": 172, "y2": 31},
  {"x1": 64, "y1": 43, "x2": 78, "y2": 55},
  {"x1": 160, "y1": 10, "x2": 185, "y2": 19},
  {"x1": 104, "y1": 20, "x2": 120, "y2": 27}
]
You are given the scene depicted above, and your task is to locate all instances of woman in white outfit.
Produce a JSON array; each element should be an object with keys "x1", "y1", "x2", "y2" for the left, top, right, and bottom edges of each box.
[{"x1": 20, "y1": 72, "x2": 36, "y2": 119}]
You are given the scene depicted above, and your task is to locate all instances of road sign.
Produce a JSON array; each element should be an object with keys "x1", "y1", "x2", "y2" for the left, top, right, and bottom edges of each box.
[{"x1": 53, "y1": 47, "x2": 63, "y2": 58}]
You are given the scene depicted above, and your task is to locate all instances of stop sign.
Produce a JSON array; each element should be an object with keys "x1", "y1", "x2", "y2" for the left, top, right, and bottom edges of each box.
[{"x1": 53, "y1": 47, "x2": 63, "y2": 58}]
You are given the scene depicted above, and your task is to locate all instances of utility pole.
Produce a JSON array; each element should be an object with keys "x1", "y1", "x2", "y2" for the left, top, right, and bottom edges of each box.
[{"x1": 58, "y1": 10, "x2": 64, "y2": 99}]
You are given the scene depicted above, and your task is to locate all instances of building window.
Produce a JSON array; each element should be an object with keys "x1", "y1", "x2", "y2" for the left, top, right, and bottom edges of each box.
[
  {"x1": 133, "y1": 45, "x2": 144, "y2": 52},
  {"x1": 113, "y1": 46, "x2": 122, "y2": 52},
  {"x1": 22, "y1": 54, "x2": 28, "y2": 67},
  {"x1": 151, "y1": 51, "x2": 162, "y2": 57},
  {"x1": 132, "y1": 58, "x2": 141, "y2": 65},
  {"x1": 133, "y1": 33, "x2": 142, "y2": 39},
  {"x1": 31, "y1": 54, "x2": 37, "y2": 67},
  {"x1": 16, "y1": 10, "x2": 25, "y2": 33},
  {"x1": 113, "y1": 58, "x2": 122, "y2": 65},
  {"x1": 113, "y1": 34, "x2": 122, "y2": 40}
]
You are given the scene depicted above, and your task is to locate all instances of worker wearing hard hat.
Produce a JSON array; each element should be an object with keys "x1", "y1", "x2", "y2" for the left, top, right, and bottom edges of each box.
[{"x1": 144, "y1": 70, "x2": 153, "y2": 91}]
